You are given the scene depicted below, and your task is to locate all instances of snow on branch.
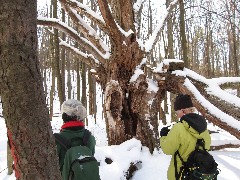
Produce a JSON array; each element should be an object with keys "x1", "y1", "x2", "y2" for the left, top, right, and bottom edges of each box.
[
  {"x1": 42, "y1": 26, "x2": 101, "y2": 68},
  {"x1": 144, "y1": 0, "x2": 179, "y2": 52},
  {"x1": 60, "y1": 2, "x2": 109, "y2": 53},
  {"x1": 133, "y1": 0, "x2": 143, "y2": 13},
  {"x1": 59, "y1": 0, "x2": 113, "y2": 37},
  {"x1": 153, "y1": 60, "x2": 240, "y2": 139},
  {"x1": 184, "y1": 68, "x2": 240, "y2": 108},
  {"x1": 59, "y1": 0, "x2": 109, "y2": 39},
  {"x1": 59, "y1": 0, "x2": 105, "y2": 23},
  {"x1": 59, "y1": 40, "x2": 100, "y2": 68},
  {"x1": 97, "y1": 0, "x2": 123, "y2": 43},
  {"x1": 183, "y1": 78, "x2": 240, "y2": 131},
  {"x1": 211, "y1": 77, "x2": 240, "y2": 86},
  {"x1": 116, "y1": 23, "x2": 134, "y2": 37},
  {"x1": 37, "y1": 17, "x2": 109, "y2": 64}
]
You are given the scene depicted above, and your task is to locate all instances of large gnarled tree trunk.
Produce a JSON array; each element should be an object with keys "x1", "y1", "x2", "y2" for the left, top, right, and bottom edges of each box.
[{"x1": 100, "y1": 0, "x2": 160, "y2": 152}]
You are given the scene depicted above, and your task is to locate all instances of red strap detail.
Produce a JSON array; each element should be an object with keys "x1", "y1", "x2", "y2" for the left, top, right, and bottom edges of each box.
[
  {"x1": 61, "y1": 121, "x2": 84, "y2": 130},
  {"x1": 7, "y1": 130, "x2": 20, "y2": 178}
]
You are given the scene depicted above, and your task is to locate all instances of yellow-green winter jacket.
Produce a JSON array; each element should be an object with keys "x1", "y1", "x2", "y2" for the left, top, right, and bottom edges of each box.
[{"x1": 160, "y1": 113, "x2": 211, "y2": 180}]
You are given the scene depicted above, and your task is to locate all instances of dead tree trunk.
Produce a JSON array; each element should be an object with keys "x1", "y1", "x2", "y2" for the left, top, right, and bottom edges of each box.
[
  {"x1": 155, "y1": 61, "x2": 240, "y2": 140},
  {"x1": 37, "y1": 0, "x2": 178, "y2": 153}
]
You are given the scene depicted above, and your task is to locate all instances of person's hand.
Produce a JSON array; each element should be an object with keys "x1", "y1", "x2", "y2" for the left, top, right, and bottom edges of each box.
[{"x1": 160, "y1": 127, "x2": 170, "y2": 136}]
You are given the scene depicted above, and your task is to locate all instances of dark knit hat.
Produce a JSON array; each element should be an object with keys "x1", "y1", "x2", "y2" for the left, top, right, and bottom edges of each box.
[{"x1": 174, "y1": 94, "x2": 193, "y2": 111}]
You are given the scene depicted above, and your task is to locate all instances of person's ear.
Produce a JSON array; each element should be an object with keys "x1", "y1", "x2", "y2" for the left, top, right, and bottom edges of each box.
[{"x1": 182, "y1": 109, "x2": 185, "y2": 114}]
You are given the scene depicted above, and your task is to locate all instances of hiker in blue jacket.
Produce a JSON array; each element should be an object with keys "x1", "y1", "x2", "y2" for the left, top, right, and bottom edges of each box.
[{"x1": 56, "y1": 99, "x2": 96, "y2": 173}]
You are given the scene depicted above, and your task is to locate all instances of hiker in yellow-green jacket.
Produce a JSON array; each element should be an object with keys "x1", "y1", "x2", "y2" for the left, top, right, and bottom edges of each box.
[{"x1": 160, "y1": 94, "x2": 211, "y2": 180}]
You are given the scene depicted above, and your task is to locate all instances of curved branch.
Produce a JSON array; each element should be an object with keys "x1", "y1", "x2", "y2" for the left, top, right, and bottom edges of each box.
[
  {"x1": 154, "y1": 61, "x2": 240, "y2": 140},
  {"x1": 59, "y1": 0, "x2": 110, "y2": 35},
  {"x1": 60, "y1": 1, "x2": 108, "y2": 53},
  {"x1": 179, "y1": 80, "x2": 240, "y2": 140},
  {"x1": 145, "y1": 0, "x2": 179, "y2": 52},
  {"x1": 97, "y1": 0, "x2": 123, "y2": 44},
  {"x1": 210, "y1": 144, "x2": 240, "y2": 151},
  {"x1": 59, "y1": 40, "x2": 99, "y2": 68},
  {"x1": 184, "y1": 69, "x2": 240, "y2": 110},
  {"x1": 37, "y1": 18, "x2": 108, "y2": 66},
  {"x1": 59, "y1": 40, "x2": 107, "y2": 86}
]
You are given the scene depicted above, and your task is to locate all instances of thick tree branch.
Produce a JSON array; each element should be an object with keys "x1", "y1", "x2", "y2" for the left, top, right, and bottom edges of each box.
[
  {"x1": 58, "y1": 39, "x2": 107, "y2": 86},
  {"x1": 37, "y1": 18, "x2": 108, "y2": 65},
  {"x1": 108, "y1": 0, "x2": 135, "y2": 31},
  {"x1": 179, "y1": 83, "x2": 240, "y2": 140},
  {"x1": 59, "y1": 40, "x2": 100, "y2": 68},
  {"x1": 97, "y1": 0, "x2": 123, "y2": 45},
  {"x1": 210, "y1": 144, "x2": 240, "y2": 151},
  {"x1": 154, "y1": 61, "x2": 240, "y2": 140},
  {"x1": 59, "y1": 0, "x2": 110, "y2": 35},
  {"x1": 60, "y1": 1, "x2": 108, "y2": 53},
  {"x1": 145, "y1": 0, "x2": 179, "y2": 53}
]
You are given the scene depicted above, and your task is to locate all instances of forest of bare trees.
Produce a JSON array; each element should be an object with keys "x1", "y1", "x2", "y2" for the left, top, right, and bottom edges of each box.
[
  {"x1": 38, "y1": 0, "x2": 240, "y2": 147},
  {"x1": 1, "y1": 0, "x2": 239, "y2": 178}
]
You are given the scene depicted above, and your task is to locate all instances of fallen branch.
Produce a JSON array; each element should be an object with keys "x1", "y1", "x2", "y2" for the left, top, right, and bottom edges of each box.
[
  {"x1": 125, "y1": 161, "x2": 142, "y2": 180},
  {"x1": 210, "y1": 144, "x2": 240, "y2": 151},
  {"x1": 0, "y1": 167, "x2": 8, "y2": 174}
]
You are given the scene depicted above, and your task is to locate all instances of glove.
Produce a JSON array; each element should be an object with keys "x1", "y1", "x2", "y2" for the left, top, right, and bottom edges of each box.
[{"x1": 160, "y1": 127, "x2": 170, "y2": 136}]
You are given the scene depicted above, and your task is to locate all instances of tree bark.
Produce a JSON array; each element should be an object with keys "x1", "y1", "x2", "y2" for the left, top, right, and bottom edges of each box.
[
  {"x1": 61, "y1": 8, "x2": 66, "y2": 102},
  {"x1": 53, "y1": 0, "x2": 64, "y2": 106},
  {"x1": 7, "y1": 141, "x2": 13, "y2": 175},
  {"x1": 76, "y1": 59, "x2": 81, "y2": 101},
  {"x1": 179, "y1": 0, "x2": 189, "y2": 67},
  {"x1": 81, "y1": 62, "x2": 87, "y2": 108},
  {"x1": 67, "y1": 53, "x2": 72, "y2": 99},
  {"x1": 88, "y1": 67, "x2": 96, "y2": 118},
  {"x1": 166, "y1": 0, "x2": 175, "y2": 59},
  {"x1": 0, "y1": 0, "x2": 61, "y2": 179}
]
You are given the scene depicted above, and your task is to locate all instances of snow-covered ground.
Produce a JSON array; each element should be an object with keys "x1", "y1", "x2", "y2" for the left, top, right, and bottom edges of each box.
[{"x1": 0, "y1": 113, "x2": 240, "y2": 180}]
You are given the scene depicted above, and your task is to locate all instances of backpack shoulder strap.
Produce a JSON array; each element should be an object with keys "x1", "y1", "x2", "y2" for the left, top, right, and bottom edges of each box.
[
  {"x1": 196, "y1": 138, "x2": 206, "y2": 150},
  {"x1": 54, "y1": 129, "x2": 91, "y2": 149},
  {"x1": 54, "y1": 133, "x2": 71, "y2": 151},
  {"x1": 82, "y1": 129, "x2": 91, "y2": 146},
  {"x1": 174, "y1": 150, "x2": 183, "y2": 180}
]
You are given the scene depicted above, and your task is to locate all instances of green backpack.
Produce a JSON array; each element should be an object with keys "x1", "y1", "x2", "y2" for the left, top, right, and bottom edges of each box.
[{"x1": 54, "y1": 130, "x2": 100, "y2": 180}]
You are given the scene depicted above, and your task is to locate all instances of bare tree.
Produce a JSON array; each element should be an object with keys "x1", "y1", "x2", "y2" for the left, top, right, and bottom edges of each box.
[
  {"x1": 179, "y1": 0, "x2": 189, "y2": 67},
  {"x1": 53, "y1": 0, "x2": 65, "y2": 105}
]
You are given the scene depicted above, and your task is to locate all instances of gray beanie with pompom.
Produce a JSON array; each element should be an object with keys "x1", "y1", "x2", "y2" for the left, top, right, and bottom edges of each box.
[{"x1": 61, "y1": 99, "x2": 87, "y2": 120}]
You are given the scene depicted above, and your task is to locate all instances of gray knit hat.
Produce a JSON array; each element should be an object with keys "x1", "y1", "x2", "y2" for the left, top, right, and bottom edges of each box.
[{"x1": 61, "y1": 99, "x2": 87, "y2": 120}]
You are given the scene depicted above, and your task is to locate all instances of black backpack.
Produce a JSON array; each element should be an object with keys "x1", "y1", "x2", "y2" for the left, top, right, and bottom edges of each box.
[
  {"x1": 54, "y1": 130, "x2": 100, "y2": 180},
  {"x1": 174, "y1": 139, "x2": 219, "y2": 180}
]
